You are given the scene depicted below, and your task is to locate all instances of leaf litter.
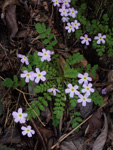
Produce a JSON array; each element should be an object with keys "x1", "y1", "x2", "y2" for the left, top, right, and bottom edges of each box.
[{"x1": 0, "y1": 0, "x2": 113, "y2": 150}]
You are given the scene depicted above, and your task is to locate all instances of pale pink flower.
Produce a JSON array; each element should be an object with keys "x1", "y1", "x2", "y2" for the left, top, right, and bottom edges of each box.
[
  {"x1": 80, "y1": 34, "x2": 91, "y2": 45},
  {"x1": 17, "y1": 54, "x2": 29, "y2": 65},
  {"x1": 81, "y1": 83, "x2": 95, "y2": 95},
  {"x1": 21, "y1": 125, "x2": 35, "y2": 137},
  {"x1": 52, "y1": 0, "x2": 61, "y2": 7},
  {"x1": 102, "y1": 88, "x2": 106, "y2": 95},
  {"x1": 62, "y1": 16, "x2": 69, "y2": 22},
  {"x1": 38, "y1": 48, "x2": 51, "y2": 62},
  {"x1": 78, "y1": 73, "x2": 92, "y2": 85},
  {"x1": 71, "y1": 20, "x2": 80, "y2": 29},
  {"x1": 68, "y1": 8, "x2": 78, "y2": 18},
  {"x1": 77, "y1": 94, "x2": 91, "y2": 106},
  {"x1": 34, "y1": 68, "x2": 46, "y2": 83},
  {"x1": 62, "y1": 0, "x2": 71, "y2": 7},
  {"x1": 47, "y1": 87, "x2": 60, "y2": 96},
  {"x1": 12, "y1": 108, "x2": 27, "y2": 124},
  {"x1": 94, "y1": 33, "x2": 106, "y2": 44},
  {"x1": 65, "y1": 83, "x2": 80, "y2": 98},
  {"x1": 59, "y1": 5, "x2": 69, "y2": 17},
  {"x1": 20, "y1": 70, "x2": 35, "y2": 83},
  {"x1": 65, "y1": 22, "x2": 75, "y2": 33}
]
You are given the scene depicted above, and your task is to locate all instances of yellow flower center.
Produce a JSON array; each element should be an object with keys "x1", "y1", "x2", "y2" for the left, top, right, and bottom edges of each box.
[
  {"x1": 86, "y1": 87, "x2": 89, "y2": 90},
  {"x1": 74, "y1": 23, "x2": 77, "y2": 26},
  {"x1": 64, "y1": 1, "x2": 67, "y2": 3},
  {"x1": 23, "y1": 56, "x2": 26, "y2": 60},
  {"x1": 52, "y1": 88, "x2": 55, "y2": 91},
  {"x1": 83, "y1": 76, "x2": 87, "y2": 80},
  {"x1": 83, "y1": 97, "x2": 86, "y2": 101},
  {"x1": 85, "y1": 38, "x2": 88, "y2": 41},
  {"x1": 69, "y1": 26, "x2": 72, "y2": 29},
  {"x1": 72, "y1": 10, "x2": 74, "y2": 13},
  {"x1": 71, "y1": 88, "x2": 74, "y2": 92},
  {"x1": 18, "y1": 114, "x2": 22, "y2": 117},
  {"x1": 38, "y1": 73, "x2": 41, "y2": 77},
  {"x1": 26, "y1": 129, "x2": 30, "y2": 132},
  {"x1": 63, "y1": 10, "x2": 66, "y2": 13},
  {"x1": 26, "y1": 74, "x2": 30, "y2": 77},
  {"x1": 99, "y1": 37, "x2": 102, "y2": 40},
  {"x1": 44, "y1": 53, "x2": 47, "y2": 56},
  {"x1": 55, "y1": 0, "x2": 58, "y2": 3}
]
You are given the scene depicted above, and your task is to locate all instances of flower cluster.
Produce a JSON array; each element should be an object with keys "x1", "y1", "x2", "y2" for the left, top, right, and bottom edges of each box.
[
  {"x1": 51, "y1": 1, "x2": 106, "y2": 45},
  {"x1": 20, "y1": 68, "x2": 46, "y2": 83},
  {"x1": 19, "y1": 48, "x2": 55, "y2": 83},
  {"x1": 64, "y1": 73, "x2": 94, "y2": 106},
  {"x1": 80, "y1": 33, "x2": 106, "y2": 45},
  {"x1": 12, "y1": 108, "x2": 35, "y2": 137}
]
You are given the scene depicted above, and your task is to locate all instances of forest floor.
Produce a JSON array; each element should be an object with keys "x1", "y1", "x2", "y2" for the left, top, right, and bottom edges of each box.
[{"x1": 0, "y1": 0, "x2": 113, "y2": 150}]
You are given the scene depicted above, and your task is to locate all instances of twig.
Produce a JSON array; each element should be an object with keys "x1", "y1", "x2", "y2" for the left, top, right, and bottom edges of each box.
[
  {"x1": 0, "y1": 75, "x2": 45, "y2": 127},
  {"x1": 31, "y1": 118, "x2": 47, "y2": 150},
  {"x1": 51, "y1": 103, "x2": 107, "y2": 149}
]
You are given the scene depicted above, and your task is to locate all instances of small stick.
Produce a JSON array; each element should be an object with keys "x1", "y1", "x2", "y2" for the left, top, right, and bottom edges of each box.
[{"x1": 51, "y1": 103, "x2": 107, "y2": 149}]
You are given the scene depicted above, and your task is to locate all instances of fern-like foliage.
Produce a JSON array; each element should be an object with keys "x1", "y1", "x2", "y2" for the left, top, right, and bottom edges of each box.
[
  {"x1": 35, "y1": 23, "x2": 58, "y2": 50},
  {"x1": 70, "y1": 112, "x2": 82, "y2": 130},
  {"x1": 52, "y1": 90, "x2": 66, "y2": 126}
]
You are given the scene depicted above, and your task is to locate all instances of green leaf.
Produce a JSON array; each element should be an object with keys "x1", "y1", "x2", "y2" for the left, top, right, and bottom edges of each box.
[
  {"x1": 48, "y1": 33, "x2": 54, "y2": 40},
  {"x1": 45, "y1": 27, "x2": 51, "y2": 35},
  {"x1": 42, "y1": 23, "x2": 46, "y2": 32},
  {"x1": 42, "y1": 39, "x2": 50, "y2": 44},
  {"x1": 103, "y1": 14, "x2": 109, "y2": 21},
  {"x1": 13, "y1": 75, "x2": 18, "y2": 82},
  {"x1": 39, "y1": 104, "x2": 45, "y2": 111},
  {"x1": 20, "y1": 78, "x2": 26, "y2": 87},
  {"x1": 35, "y1": 23, "x2": 43, "y2": 33},
  {"x1": 46, "y1": 45, "x2": 53, "y2": 50},
  {"x1": 51, "y1": 40, "x2": 58, "y2": 46},
  {"x1": 40, "y1": 33, "x2": 47, "y2": 39},
  {"x1": 64, "y1": 68, "x2": 78, "y2": 78},
  {"x1": 3, "y1": 78, "x2": 13, "y2": 88}
]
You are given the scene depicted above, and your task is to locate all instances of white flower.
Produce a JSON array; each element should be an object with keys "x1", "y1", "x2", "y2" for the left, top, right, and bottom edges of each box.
[
  {"x1": 71, "y1": 20, "x2": 80, "y2": 29},
  {"x1": 62, "y1": 0, "x2": 71, "y2": 7},
  {"x1": 52, "y1": 0, "x2": 61, "y2": 7},
  {"x1": 17, "y1": 54, "x2": 29, "y2": 65},
  {"x1": 61, "y1": 16, "x2": 69, "y2": 22},
  {"x1": 68, "y1": 8, "x2": 78, "y2": 18},
  {"x1": 38, "y1": 48, "x2": 51, "y2": 62},
  {"x1": 21, "y1": 125, "x2": 35, "y2": 137},
  {"x1": 77, "y1": 94, "x2": 91, "y2": 106},
  {"x1": 47, "y1": 87, "x2": 60, "y2": 96},
  {"x1": 78, "y1": 73, "x2": 92, "y2": 85},
  {"x1": 81, "y1": 83, "x2": 95, "y2": 95},
  {"x1": 34, "y1": 68, "x2": 46, "y2": 83},
  {"x1": 12, "y1": 108, "x2": 28, "y2": 124},
  {"x1": 94, "y1": 33, "x2": 106, "y2": 44},
  {"x1": 80, "y1": 34, "x2": 91, "y2": 45},
  {"x1": 59, "y1": 5, "x2": 69, "y2": 17},
  {"x1": 20, "y1": 70, "x2": 35, "y2": 83},
  {"x1": 65, "y1": 22, "x2": 75, "y2": 33},
  {"x1": 65, "y1": 83, "x2": 80, "y2": 98}
]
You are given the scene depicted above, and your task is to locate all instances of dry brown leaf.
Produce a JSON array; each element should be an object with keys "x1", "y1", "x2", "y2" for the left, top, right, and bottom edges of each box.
[
  {"x1": 107, "y1": 70, "x2": 113, "y2": 82},
  {"x1": 59, "y1": 56, "x2": 66, "y2": 72},
  {"x1": 85, "y1": 111, "x2": 102, "y2": 136},
  {"x1": 0, "y1": 127, "x2": 21, "y2": 144},
  {"x1": 5, "y1": 5, "x2": 18, "y2": 40},
  {"x1": 1, "y1": 0, "x2": 20, "y2": 18},
  {"x1": 60, "y1": 138, "x2": 85, "y2": 150},
  {"x1": 92, "y1": 113, "x2": 108, "y2": 150}
]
